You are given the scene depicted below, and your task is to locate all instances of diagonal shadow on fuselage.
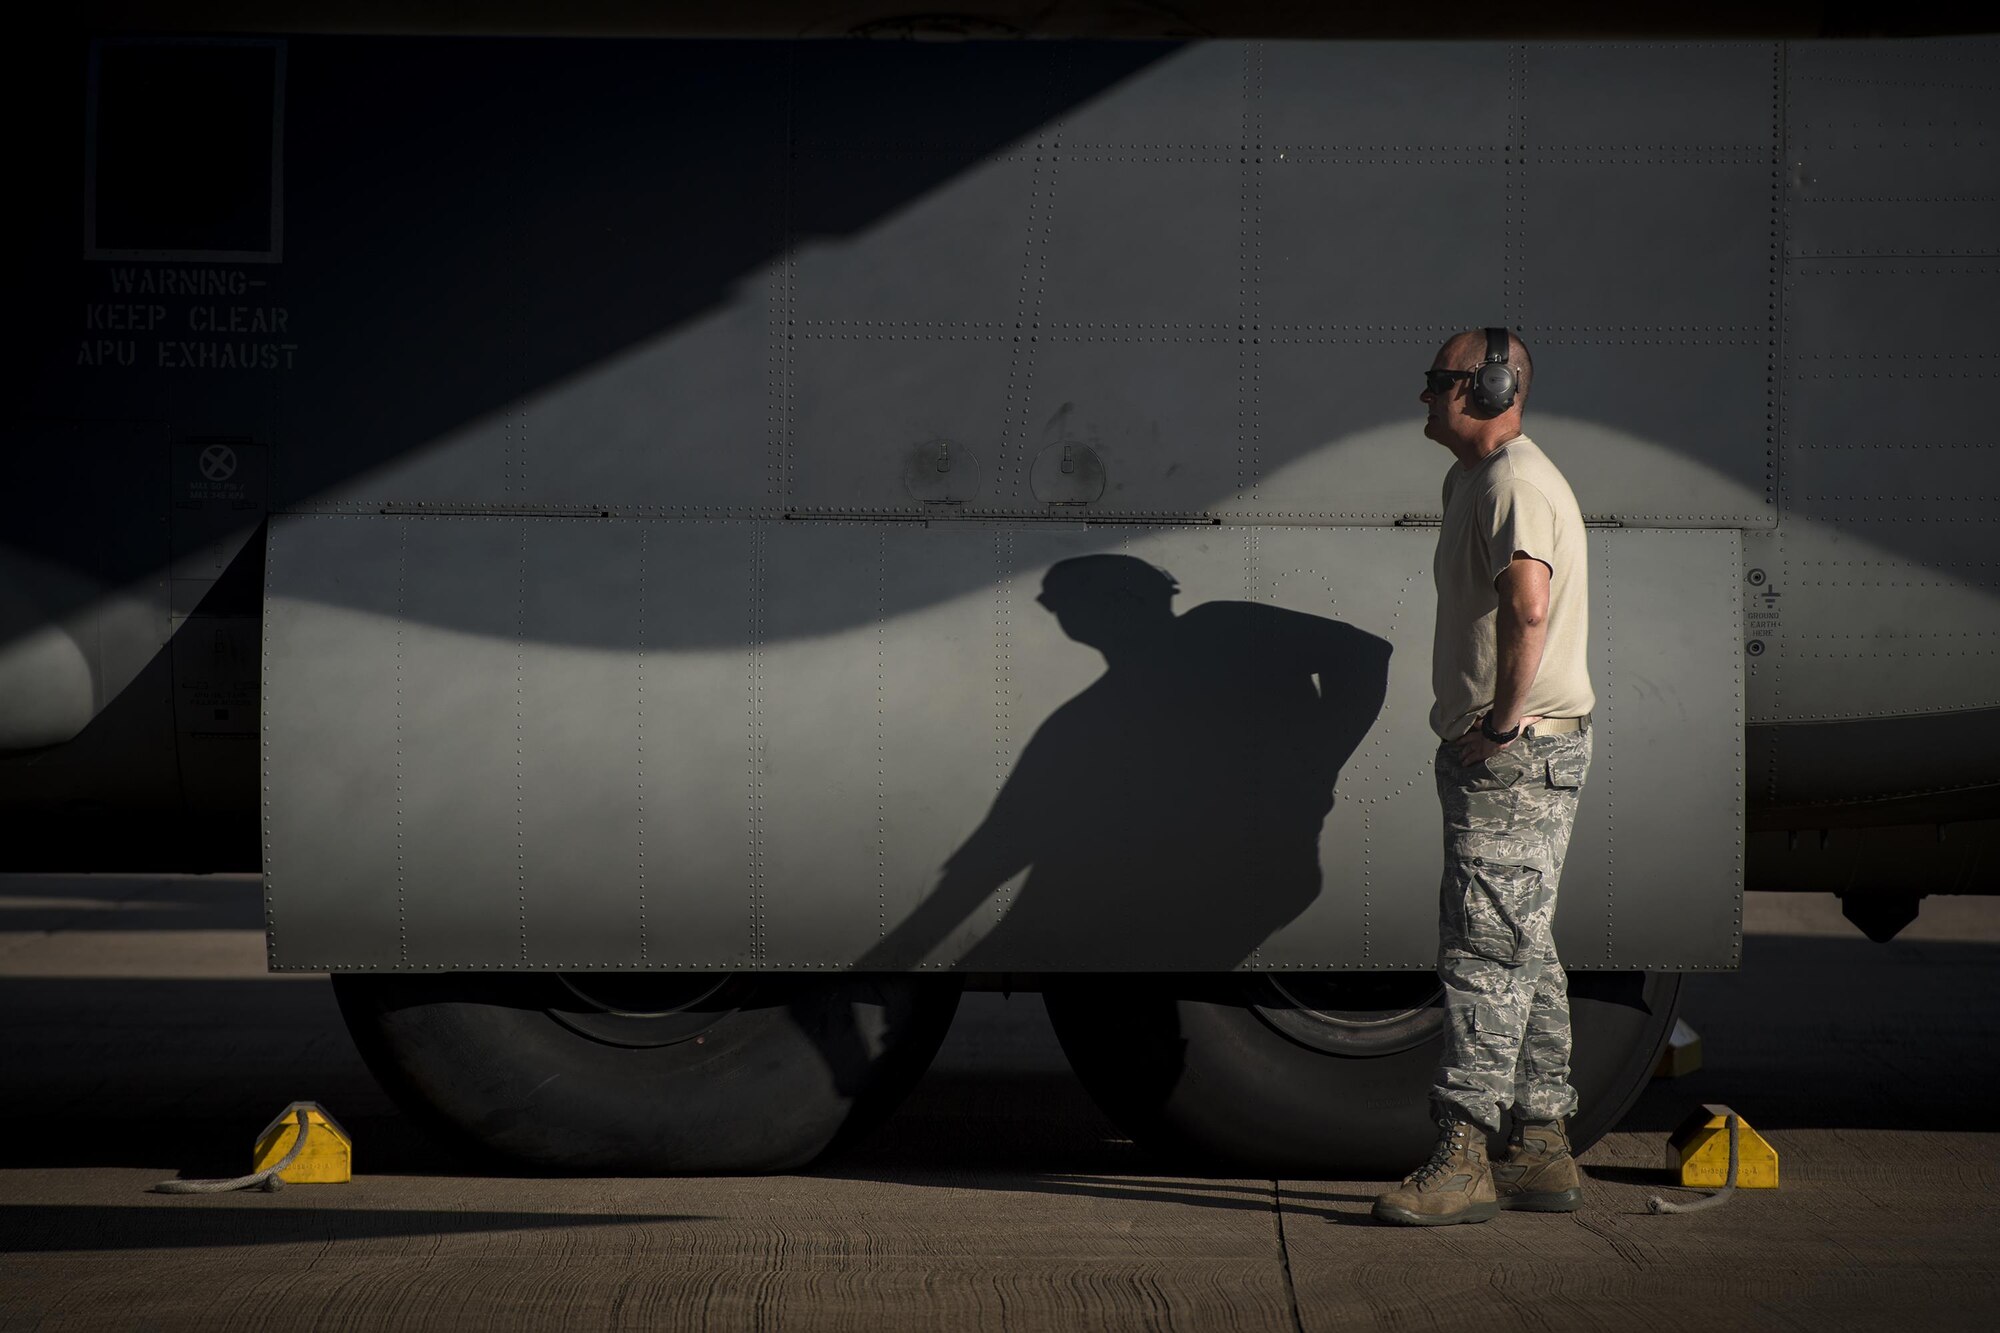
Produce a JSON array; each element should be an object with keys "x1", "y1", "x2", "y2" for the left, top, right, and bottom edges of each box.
[{"x1": 858, "y1": 555, "x2": 1392, "y2": 973}]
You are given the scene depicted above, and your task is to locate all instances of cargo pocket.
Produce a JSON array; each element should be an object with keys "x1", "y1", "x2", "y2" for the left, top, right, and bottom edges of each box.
[
  {"x1": 1545, "y1": 746, "x2": 1588, "y2": 792},
  {"x1": 1444, "y1": 831, "x2": 1555, "y2": 965}
]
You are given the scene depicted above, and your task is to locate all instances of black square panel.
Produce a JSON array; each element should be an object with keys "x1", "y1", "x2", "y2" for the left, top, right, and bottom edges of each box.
[{"x1": 90, "y1": 40, "x2": 281, "y2": 258}]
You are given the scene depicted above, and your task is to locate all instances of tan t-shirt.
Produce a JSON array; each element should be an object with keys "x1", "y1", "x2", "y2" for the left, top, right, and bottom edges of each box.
[{"x1": 1429, "y1": 435, "x2": 1595, "y2": 740}]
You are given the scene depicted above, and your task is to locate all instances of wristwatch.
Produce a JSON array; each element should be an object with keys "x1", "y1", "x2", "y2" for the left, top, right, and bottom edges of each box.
[{"x1": 1479, "y1": 714, "x2": 1521, "y2": 745}]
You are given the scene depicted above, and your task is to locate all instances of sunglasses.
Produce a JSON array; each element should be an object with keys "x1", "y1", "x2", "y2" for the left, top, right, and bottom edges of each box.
[{"x1": 1424, "y1": 369, "x2": 1476, "y2": 395}]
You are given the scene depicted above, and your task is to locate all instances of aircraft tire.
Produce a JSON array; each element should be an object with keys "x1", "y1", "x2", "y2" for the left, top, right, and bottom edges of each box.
[
  {"x1": 1042, "y1": 970, "x2": 1680, "y2": 1175},
  {"x1": 332, "y1": 971, "x2": 962, "y2": 1173}
]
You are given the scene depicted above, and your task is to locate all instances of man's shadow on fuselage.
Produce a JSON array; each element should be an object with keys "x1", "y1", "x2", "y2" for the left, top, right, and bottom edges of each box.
[{"x1": 857, "y1": 554, "x2": 1392, "y2": 972}]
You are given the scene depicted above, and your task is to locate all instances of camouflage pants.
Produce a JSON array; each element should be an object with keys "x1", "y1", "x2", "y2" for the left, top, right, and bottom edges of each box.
[{"x1": 1430, "y1": 725, "x2": 1592, "y2": 1133}]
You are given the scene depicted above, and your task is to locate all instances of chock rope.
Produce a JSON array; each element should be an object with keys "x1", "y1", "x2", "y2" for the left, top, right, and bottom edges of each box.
[
  {"x1": 151, "y1": 1109, "x2": 312, "y2": 1195},
  {"x1": 1645, "y1": 1112, "x2": 1739, "y2": 1215}
]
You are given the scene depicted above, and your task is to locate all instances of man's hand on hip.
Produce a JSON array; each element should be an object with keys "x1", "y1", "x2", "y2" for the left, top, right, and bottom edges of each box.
[
  {"x1": 1453, "y1": 714, "x2": 1530, "y2": 767},
  {"x1": 1454, "y1": 730, "x2": 1511, "y2": 767}
]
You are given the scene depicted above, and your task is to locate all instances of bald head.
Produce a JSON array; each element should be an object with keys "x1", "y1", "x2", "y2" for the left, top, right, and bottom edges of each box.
[{"x1": 1439, "y1": 328, "x2": 1533, "y2": 411}]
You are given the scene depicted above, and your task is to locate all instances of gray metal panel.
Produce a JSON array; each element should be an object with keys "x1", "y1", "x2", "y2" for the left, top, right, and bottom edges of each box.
[
  {"x1": 1785, "y1": 37, "x2": 2000, "y2": 128},
  {"x1": 289, "y1": 44, "x2": 787, "y2": 515},
  {"x1": 791, "y1": 153, "x2": 1038, "y2": 325},
  {"x1": 1743, "y1": 526, "x2": 1780, "y2": 728},
  {"x1": 262, "y1": 515, "x2": 402, "y2": 967},
  {"x1": 1521, "y1": 161, "x2": 1773, "y2": 329},
  {"x1": 1053, "y1": 42, "x2": 1245, "y2": 146},
  {"x1": 756, "y1": 523, "x2": 1031, "y2": 966},
  {"x1": 1781, "y1": 338, "x2": 1988, "y2": 448},
  {"x1": 266, "y1": 518, "x2": 1741, "y2": 970},
  {"x1": 879, "y1": 525, "x2": 1042, "y2": 964},
  {"x1": 1783, "y1": 441, "x2": 1994, "y2": 528},
  {"x1": 1785, "y1": 259, "x2": 2000, "y2": 359},
  {"x1": 978, "y1": 521, "x2": 1149, "y2": 945},
  {"x1": 1774, "y1": 38, "x2": 2000, "y2": 729},
  {"x1": 1246, "y1": 527, "x2": 1442, "y2": 968},
  {"x1": 1240, "y1": 337, "x2": 1773, "y2": 526},
  {"x1": 1751, "y1": 712, "x2": 2000, "y2": 811},
  {"x1": 1013, "y1": 337, "x2": 1243, "y2": 515},
  {"x1": 973, "y1": 526, "x2": 1278, "y2": 969},
  {"x1": 631, "y1": 522, "x2": 759, "y2": 965},
  {"x1": 1787, "y1": 141, "x2": 2000, "y2": 259},
  {"x1": 264, "y1": 39, "x2": 1817, "y2": 529},
  {"x1": 522, "y1": 301, "x2": 776, "y2": 511},
  {"x1": 305, "y1": 287, "x2": 778, "y2": 513},
  {"x1": 1228, "y1": 338, "x2": 1440, "y2": 521},
  {"x1": 1037, "y1": 159, "x2": 1244, "y2": 326},
  {"x1": 1259, "y1": 160, "x2": 1509, "y2": 330},
  {"x1": 1521, "y1": 341, "x2": 1773, "y2": 525},
  {"x1": 788, "y1": 335, "x2": 1017, "y2": 513},
  {"x1": 1576, "y1": 529, "x2": 1744, "y2": 969},
  {"x1": 1258, "y1": 43, "x2": 1511, "y2": 149},
  {"x1": 754, "y1": 522, "x2": 888, "y2": 964},
  {"x1": 265, "y1": 515, "x2": 759, "y2": 970},
  {"x1": 515, "y1": 519, "x2": 646, "y2": 966},
  {"x1": 396, "y1": 518, "x2": 524, "y2": 965},
  {"x1": 1747, "y1": 519, "x2": 2000, "y2": 725},
  {"x1": 1521, "y1": 43, "x2": 1776, "y2": 149}
]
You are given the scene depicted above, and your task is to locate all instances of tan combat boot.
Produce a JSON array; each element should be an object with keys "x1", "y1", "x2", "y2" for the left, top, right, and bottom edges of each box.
[
  {"x1": 1492, "y1": 1116, "x2": 1583, "y2": 1212},
  {"x1": 1371, "y1": 1116, "x2": 1498, "y2": 1226}
]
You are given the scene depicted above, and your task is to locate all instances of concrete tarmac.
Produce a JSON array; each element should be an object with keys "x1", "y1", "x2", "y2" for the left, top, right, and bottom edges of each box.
[{"x1": 1, "y1": 876, "x2": 1996, "y2": 1331}]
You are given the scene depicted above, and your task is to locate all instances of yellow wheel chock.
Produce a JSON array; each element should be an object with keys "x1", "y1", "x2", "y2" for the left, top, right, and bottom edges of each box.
[
  {"x1": 1667, "y1": 1103, "x2": 1778, "y2": 1190},
  {"x1": 153, "y1": 1102, "x2": 351, "y2": 1193},
  {"x1": 252, "y1": 1102, "x2": 353, "y2": 1183}
]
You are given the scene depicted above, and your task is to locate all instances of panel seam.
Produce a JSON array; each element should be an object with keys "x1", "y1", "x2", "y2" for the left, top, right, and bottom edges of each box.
[
  {"x1": 1509, "y1": 42, "x2": 1524, "y2": 328},
  {"x1": 876, "y1": 526, "x2": 886, "y2": 944},
  {"x1": 516, "y1": 520, "x2": 527, "y2": 963},
  {"x1": 1602, "y1": 534, "x2": 1615, "y2": 965},
  {"x1": 992, "y1": 530, "x2": 1014, "y2": 939},
  {"x1": 750, "y1": 523, "x2": 765, "y2": 964},
  {"x1": 262, "y1": 516, "x2": 277, "y2": 965},
  {"x1": 397, "y1": 518, "x2": 407, "y2": 965},
  {"x1": 637, "y1": 522, "x2": 648, "y2": 963}
]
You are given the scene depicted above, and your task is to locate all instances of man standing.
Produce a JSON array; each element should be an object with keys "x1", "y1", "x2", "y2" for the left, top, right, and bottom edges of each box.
[{"x1": 1373, "y1": 328, "x2": 1597, "y2": 1227}]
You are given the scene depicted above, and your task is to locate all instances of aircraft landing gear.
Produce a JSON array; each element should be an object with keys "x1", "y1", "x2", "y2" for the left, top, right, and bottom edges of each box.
[
  {"x1": 1043, "y1": 970, "x2": 1681, "y2": 1175},
  {"x1": 333, "y1": 971, "x2": 962, "y2": 1173}
]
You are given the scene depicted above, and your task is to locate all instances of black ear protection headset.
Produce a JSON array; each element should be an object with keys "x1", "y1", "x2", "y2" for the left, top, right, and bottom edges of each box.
[{"x1": 1468, "y1": 326, "x2": 1519, "y2": 417}]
